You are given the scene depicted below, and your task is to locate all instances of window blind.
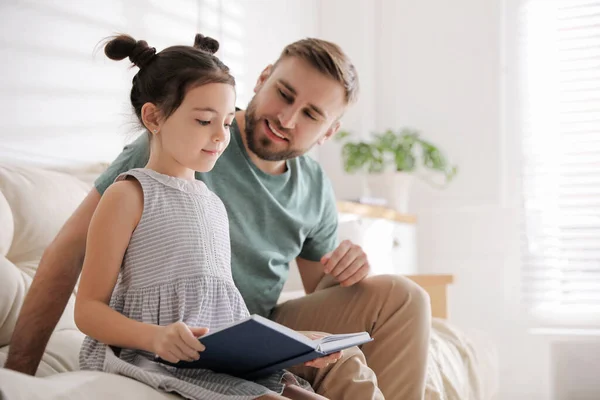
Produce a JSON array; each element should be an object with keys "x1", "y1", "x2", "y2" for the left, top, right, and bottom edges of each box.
[{"x1": 519, "y1": 0, "x2": 600, "y2": 326}]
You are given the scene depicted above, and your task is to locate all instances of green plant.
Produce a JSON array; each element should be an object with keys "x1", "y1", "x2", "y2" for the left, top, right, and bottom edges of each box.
[{"x1": 335, "y1": 128, "x2": 458, "y2": 185}]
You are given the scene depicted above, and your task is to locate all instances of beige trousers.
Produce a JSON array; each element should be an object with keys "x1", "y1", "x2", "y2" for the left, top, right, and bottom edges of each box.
[{"x1": 271, "y1": 275, "x2": 431, "y2": 400}]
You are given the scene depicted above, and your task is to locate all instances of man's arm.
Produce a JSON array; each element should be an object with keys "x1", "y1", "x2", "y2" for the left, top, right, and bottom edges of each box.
[
  {"x1": 297, "y1": 239, "x2": 372, "y2": 295},
  {"x1": 4, "y1": 188, "x2": 101, "y2": 375},
  {"x1": 296, "y1": 172, "x2": 340, "y2": 294},
  {"x1": 296, "y1": 256, "x2": 338, "y2": 294}
]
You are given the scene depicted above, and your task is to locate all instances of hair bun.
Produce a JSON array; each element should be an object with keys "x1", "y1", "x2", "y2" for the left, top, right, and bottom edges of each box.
[
  {"x1": 130, "y1": 40, "x2": 156, "y2": 68},
  {"x1": 104, "y1": 34, "x2": 156, "y2": 68},
  {"x1": 194, "y1": 34, "x2": 219, "y2": 54}
]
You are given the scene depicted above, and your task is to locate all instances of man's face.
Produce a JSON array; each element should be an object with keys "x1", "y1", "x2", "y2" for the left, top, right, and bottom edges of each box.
[{"x1": 244, "y1": 56, "x2": 347, "y2": 161}]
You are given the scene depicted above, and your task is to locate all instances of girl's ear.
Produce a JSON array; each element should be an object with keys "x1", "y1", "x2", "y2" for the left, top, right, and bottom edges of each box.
[{"x1": 141, "y1": 103, "x2": 162, "y2": 135}]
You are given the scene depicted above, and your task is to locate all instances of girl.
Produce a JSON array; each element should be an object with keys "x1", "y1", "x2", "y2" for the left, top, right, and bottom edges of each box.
[{"x1": 75, "y1": 33, "x2": 331, "y2": 400}]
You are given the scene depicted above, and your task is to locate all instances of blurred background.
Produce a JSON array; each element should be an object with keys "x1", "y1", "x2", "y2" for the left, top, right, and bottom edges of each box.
[{"x1": 1, "y1": 1, "x2": 599, "y2": 399}]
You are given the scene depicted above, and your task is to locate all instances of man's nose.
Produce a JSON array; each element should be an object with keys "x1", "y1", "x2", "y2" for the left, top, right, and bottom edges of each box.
[{"x1": 278, "y1": 106, "x2": 301, "y2": 129}]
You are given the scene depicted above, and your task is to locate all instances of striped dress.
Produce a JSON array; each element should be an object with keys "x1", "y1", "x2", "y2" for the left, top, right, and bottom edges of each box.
[{"x1": 79, "y1": 168, "x2": 312, "y2": 399}]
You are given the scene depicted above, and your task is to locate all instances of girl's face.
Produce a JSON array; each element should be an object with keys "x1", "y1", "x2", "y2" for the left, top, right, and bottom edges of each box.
[{"x1": 151, "y1": 83, "x2": 236, "y2": 173}]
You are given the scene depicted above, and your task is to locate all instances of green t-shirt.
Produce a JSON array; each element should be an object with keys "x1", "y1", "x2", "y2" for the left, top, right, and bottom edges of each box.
[{"x1": 95, "y1": 119, "x2": 339, "y2": 317}]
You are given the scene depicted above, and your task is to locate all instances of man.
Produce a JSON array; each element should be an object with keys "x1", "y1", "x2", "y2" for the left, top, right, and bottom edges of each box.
[{"x1": 5, "y1": 38, "x2": 431, "y2": 399}]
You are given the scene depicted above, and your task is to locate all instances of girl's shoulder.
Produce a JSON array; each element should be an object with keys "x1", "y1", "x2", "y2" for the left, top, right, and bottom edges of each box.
[
  {"x1": 100, "y1": 176, "x2": 144, "y2": 227},
  {"x1": 119, "y1": 168, "x2": 209, "y2": 196}
]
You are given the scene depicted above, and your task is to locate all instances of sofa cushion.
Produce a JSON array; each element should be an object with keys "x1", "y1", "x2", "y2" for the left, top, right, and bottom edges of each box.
[
  {"x1": 0, "y1": 190, "x2": 13, "y2": 257},
  {"x1": 0, "y1": 329, "x2": 85, "y2": 377},
  {"x1": 0, "y1": 368, "x2": 181, "y2": 399},
  {"x1": 0, "y1": 255, "x2": 30, "y2": 346},
  {"x1": 0, "y1": 163, "x2": 102, "y2": 373},
  {"x1": 0, "y1": 164, "x2": 91, "y2": 265}
]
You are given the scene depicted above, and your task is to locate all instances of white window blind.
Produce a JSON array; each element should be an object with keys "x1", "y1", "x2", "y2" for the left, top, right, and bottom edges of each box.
[{"x1": 519, "y1": 0, "x2": 600, "y2": 327}]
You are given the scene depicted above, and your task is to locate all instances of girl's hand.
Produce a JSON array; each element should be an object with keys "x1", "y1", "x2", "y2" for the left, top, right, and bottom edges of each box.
[
  {"x1": 298, "y1": 331, "x2": 343, "y2": 369},
  {"x1": 152, "y1": 322, "x2": 208, "y2": 363}
]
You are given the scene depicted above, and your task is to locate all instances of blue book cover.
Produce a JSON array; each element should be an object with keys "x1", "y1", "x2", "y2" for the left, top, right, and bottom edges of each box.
[{"x1": 155, "y1": 314, "x2": 373, "y2": 379}]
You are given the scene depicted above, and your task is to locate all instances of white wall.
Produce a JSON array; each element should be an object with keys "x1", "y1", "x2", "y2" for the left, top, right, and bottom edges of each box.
[
  {"x1": 317, "y1": 0, "x2": 553, "y2": 398},
  {"x1": 317, "y1": 0, "x2": 377, "y2": 200},
  {"x1": 0, "y1": 0, "x2": 319, "y2": 167}
]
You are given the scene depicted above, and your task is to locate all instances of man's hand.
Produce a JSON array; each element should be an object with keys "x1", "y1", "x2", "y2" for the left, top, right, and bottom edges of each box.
[
  {"x1": 299, "y1": 331, "x2": 343, "y2": 368},
  {"x1": 321, "y1": 240, "x2": 370, "y2": 287}
]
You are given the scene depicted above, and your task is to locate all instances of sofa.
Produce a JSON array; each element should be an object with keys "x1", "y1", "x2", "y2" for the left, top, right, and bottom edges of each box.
[{"x1": 0, "y1": 162, "x2": 498, "y2": 399}]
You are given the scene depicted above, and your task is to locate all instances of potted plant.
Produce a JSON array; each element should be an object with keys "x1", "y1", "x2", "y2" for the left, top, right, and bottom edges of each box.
[{"x1": 335, "y1": 128, "x2": 457, "y2": 213}]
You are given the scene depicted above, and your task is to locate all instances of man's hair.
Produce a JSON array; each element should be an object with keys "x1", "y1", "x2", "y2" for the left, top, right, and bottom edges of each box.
[{"x1": 275, "y1": 38, "x2": 359, "y2": 105}]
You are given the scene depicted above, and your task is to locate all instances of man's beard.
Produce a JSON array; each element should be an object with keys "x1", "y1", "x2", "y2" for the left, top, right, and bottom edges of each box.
[{"x1": 244, "y1": 98, "x2": 305, "y2": 161}]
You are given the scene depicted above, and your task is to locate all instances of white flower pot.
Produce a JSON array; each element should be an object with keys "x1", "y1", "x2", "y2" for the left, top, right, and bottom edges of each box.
[{"x1": 367, "y1": 171, "x2": 413, "y2": 213}]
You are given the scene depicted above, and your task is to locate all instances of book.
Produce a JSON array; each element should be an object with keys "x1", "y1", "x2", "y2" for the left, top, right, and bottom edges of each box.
[{"x1": 155, "y1": 314, "x2": 373, "y2": 380}]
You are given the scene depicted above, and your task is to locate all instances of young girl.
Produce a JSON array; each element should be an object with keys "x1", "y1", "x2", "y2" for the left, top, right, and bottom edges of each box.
[{"x1": 75, "y1": 33, "x2": 331, "y2": 400}]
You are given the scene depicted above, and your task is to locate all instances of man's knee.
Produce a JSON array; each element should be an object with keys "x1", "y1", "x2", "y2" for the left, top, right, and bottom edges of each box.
[
  {"x1": 362, "y1": 274, "x2": 431, "y2": 319},
  {"x1": 339, "y1": 344, "x2": 367, "y2": 363}
]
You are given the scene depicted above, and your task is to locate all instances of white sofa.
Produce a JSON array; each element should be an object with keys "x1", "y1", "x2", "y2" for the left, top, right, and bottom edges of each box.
[
  {"x1": 0, "y1": 163, "x2": 184, "y2": 399},
  {"x1": 0, "y1": 162, "x2": 498, "y2": 399}
]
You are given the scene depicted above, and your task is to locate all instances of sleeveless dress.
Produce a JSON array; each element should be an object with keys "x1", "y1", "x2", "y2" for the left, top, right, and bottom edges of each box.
[{"x1": 79, "y1": 168, "x2": 312, "y2": 399}]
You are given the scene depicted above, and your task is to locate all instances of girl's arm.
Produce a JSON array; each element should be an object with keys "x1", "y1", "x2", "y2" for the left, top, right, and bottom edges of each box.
[
  {"x1": 75, "y1": 178, "x2": 207, "y2": 363},
  {"x1": 74, "y1": 179, "x2": 159, "y2": 352}
]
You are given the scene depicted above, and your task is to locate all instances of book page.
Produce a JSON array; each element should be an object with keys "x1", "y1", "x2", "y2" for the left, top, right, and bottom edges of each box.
[
  {"x1": 318, "y1": 333, "x2": 368, "y2": 344},
  {"x1": 316, "y1": 332, "x2": 372, "y2": 353}
]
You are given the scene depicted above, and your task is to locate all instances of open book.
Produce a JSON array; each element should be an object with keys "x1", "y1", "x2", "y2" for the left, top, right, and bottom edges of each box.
[{"x1": 155, "y1": 314, "x2": 373, "y2": 380}]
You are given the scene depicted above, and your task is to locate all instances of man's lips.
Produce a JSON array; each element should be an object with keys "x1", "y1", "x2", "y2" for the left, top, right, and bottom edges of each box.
[{"x1": 264, "y1": 119, "x2": 289, "y2": 142}]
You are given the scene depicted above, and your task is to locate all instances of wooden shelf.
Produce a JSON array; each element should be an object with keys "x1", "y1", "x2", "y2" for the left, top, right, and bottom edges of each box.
[
  {"x1": 336, "y1": 201, "x2": 417, "y2": 224},
  {"x1": 404, "y1": 274, "x2": 454, "y2": 287},
  {"x1": 405, "y1": 274, "x2": 454, "y2": 319}
]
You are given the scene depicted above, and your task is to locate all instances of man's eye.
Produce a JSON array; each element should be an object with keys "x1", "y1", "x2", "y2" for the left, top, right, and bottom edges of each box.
[
  {"x1": 197, "y1": 120, "x2": 210, "y2": 126},
  {"x1": 278, "y1": 89, "x2": 293, "y2": 103}
]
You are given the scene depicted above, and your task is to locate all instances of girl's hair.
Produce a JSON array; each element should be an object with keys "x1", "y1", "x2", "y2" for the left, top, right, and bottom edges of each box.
[{"x1": 104, "y1": 33, "x2": 235, "y2": 130}]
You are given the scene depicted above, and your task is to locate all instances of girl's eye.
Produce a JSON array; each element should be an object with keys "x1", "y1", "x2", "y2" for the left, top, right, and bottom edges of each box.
[
  {"x1": 304, "y1": 110, "x2": 317, "y2": 120},
  {"x1": 197, "y1": 120, "x2": 210, "y2": 126},
  {"x1": 224, "y1": 123, "x2": 232, "y2": 129}
]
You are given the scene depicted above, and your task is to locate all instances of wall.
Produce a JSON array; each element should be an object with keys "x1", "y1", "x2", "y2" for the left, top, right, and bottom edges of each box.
[
  {"x1": 317, "y1": 0, "x2": 553, "y2": 398},
  {"x1": 552, "y1": 340, "x2": 600, "y2": 400},
  {"x1": 317, "y1": 0, "x2": 377, "y2": 200},
  {"x1": 0, "y1": 0, "x2": 319, "y2": 167}
]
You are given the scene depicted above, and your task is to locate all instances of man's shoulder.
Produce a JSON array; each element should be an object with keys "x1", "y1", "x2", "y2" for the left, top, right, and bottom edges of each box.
[
  {"x1": 295, "y1": 154, "x2": 329, "y2": 185},
  {"x1": 124, "y1": 133, "x2": 151, "y2": 153},
  {"x1": 294, "y1": 155, "x2": 336, "y2": 209},
  {"x1": 95, "y1": 134, "x2": 150, "y2": 196}
]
